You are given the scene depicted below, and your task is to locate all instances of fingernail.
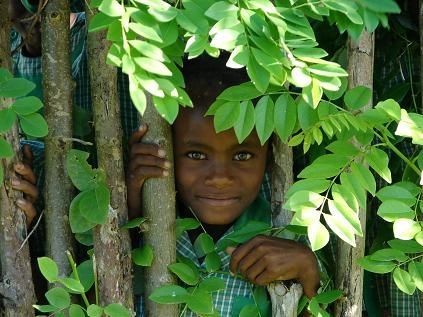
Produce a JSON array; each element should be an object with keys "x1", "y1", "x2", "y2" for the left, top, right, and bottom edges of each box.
[
  {"x1": 158, "y1": 149, "x2": 166, "y2": 158},
  {"x1": 139, "y1": 123, "x2": 146, "y2": 131},
  {"x1": 229, "y1": 270, "x2": 235, "y2": 277},
  {"x1": 163, "y1": 170, "x2": 169, "y2": 176},
  {"x1": 17, "y1": 199, "x2": 25, "y2": 206},
  {"x1": 16, "y1": 163, "x2": 23, "y2": 170},
  {"x1": 12, "y1": 179, "x2": 20, "y2": 186},
  {"x1": 164, "y1": 161, "x2": 171, "y2": 168}
]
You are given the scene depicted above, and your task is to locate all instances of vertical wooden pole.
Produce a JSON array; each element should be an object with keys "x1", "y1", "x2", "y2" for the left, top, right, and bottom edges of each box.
[
  {"x1": 85, "y1": 3, "x2": 134, "y2": 310},
  {"x1": 268, "y1": 140, "x2": 302, "y2": 316},
  {"x1": 41, "y1": 0, "x2": 74, "y2": 276},
  {"x1": 334, "y1": 31, "x2": 374, "y2": 317},
  {"x1": 0, "y1": 0, "x2": 36, "y2": 315},
  {"x1": 142, "y1": 99, "x2": 178, "y2": 317}
]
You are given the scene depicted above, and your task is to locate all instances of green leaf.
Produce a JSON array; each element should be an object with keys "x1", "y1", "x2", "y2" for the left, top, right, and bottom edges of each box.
[
  {"x1": 33, "y1": 304, "x2": 57, "y2": 313},
  {"x1": 314, "y1": 290, "x2": 343, "y2": 304},
  {"x1": 360, "y1": 0, "x2": 400, "y2": 13},
  {"x1": 75, "y1": 230, "x2": 93, "y2": 246},
  {"x1": 129, "y1": 40, "x2": 169, "y2": 62},
  {"x1": 69, "y1": 304, "x2": 85, "y2": 317},
  {"x1": 45, "y1": 287, "x2": 71, "y2": 309},
  {"x1": 376, "y1": 184, "x2": 417, "y2": 206},
  {"x1": 176, "y1": 218, "x2": 200, "y2": 238},
  {"x1": 0, "y1": 108, "x2": 16, "y2": 133},
  {"x1": 37, "y1": 257, "x2": 59, "y2": 283},
  {"x1": 0, "y1": 68, "x2": 12, "y2": 83},
  {"x1": 358, "y1": 256, "x2": 396, "y2": 273},
  {"x1": 329, "y1": 192, "x2": 362, "y2": 236},
  {"x1": 186, "y1": 289, "x2": 214, "y2": 315},
  {"x1": 19, "y1": 113, "x2": 48, "y2": 137},
  {"x1": 234, "y1": 100, "x2": 255, "y2": 143},
  {"x1": 393, "y1": 219, "x2": 421, "y2": 240},
  {"x1": 153, "y1": 95, "x2": 179, "y2": 124},
  {"x1": 254, "y1": 96, "x2": 274, "y2": 145},
  {"x1": 104, "y1": 303, "x2": 131, "y2": 317},
  {"x1": 168, "y1": 263, "x2": 199, "y2": 286},
  {"x1": 210, "y1": 29, "x2": 242, "y2": 51},
  {"x1": 88, "y1": 12, "x2": 116, "y2": 32},
  {"x1": 132, "y1": 245, "x2": 154, "y2": 267},
  {"x1": 227, "y1": 45, "x2": 250, "y2": 69},
  {"x1": 134, "y1": 57, "x2": 172, "y2": 76},
  {"x1": 307, "y1": 221, "x2": 329, "y2": 251},
  {"x1": 0, "y1": 138, "x2": 13, "y2": 159},
  {"x1": 302, "y1": 79, "x2": 322, "y2": 108},
  {"x1": 74, "y1": 260, "x2": 94, "y2": 292},
  {"x1": 121, "y1": 217, "x2": 148, "y2": 229},
  {"x1": 87, "y1": 304, "x2": 103, "y2": 317},
  {"x1": 288, "y1": 133, "x2": 304, "y2": 147},
  {"x1": 274, "y1": 94, "x2": 297, "y2": 143},
  {"x1": 98, "y1": 0, "x2": 124, "y2": 17},
  {"x1": 393, "y1": 267, "x2": 416, "y2": 295},
  {"x1": 198, "y1": 277, "x2": 225, "y2": 293},
  {"x1": 344, "y1": 86, "x2": 372, "y2": 110},
  {"x1": 324, "y1": 0, "x2": 363, "y2": 24},
  {"x1": 370, "y1": 248, "x2": 408, "y2": 262},
  {"x1": 286, "y1": 179, "x2": 330, "y2": 198},
  {"x1": 324, "y1": 77, "x2": 348, "y2": 101},
  {"x1": 284, "y1": 189, "x2": 325, "y2": 211},
  {"x1": 58, "y1": 277, "x2": 84, "y2": 294},
  {"x1": 239, "y1": 304, "x2": 260, "y2": 317},
  {"x1": 350, "y1": 163, "x2": 376, "y2": 196},
  {"x1": 148, "y1": 5, "x2": 178, "y2": 23},
  {"x1": 307, "y1": 63, "x2": 348, "y2": 77},
  {"x1": 214, "y1": 101, "x2": 240, "y2": 133},
  {"x1": 66, "y1": 150, "x2": 98, "y2": 191},
  {"x1": 323, "y1": 213, "x2": 356, "y2": 247},
  {"x1": 149, "y1": 284, "x2": 188, "y2": 304},
  {"x1": 366, "y1": 147, "x2": 391, "y2": 183},
  {"x1": 377, "y1": 200, "x2": 414, "y2": 222},
  {"x1": 129, "y1": 22, "x2": 162, "y2": 43},
  {"x1": 297, "y1": 97, "x2": 318, "y2": 130},
  {"x1": 205, "y1": 251, "x2": 222, "y2": 272},
  {"x1": 11, "y1": 96, "x2": 43, "y2": 115},
  {"x1": 69, "y1": 192, "x2": 97, "y2": 233},
  {"x1": 247, "y1": 55, "x2": 270, "y2": 93},
  {"x1": 290, "y1": 67, "x2": 311, "y2": 88},
  {"x1": 129, "y1": 80, "x2": 147, "y2": 116},
  {"x1": 205, "y1": 1, "x2": 238, "y2": 20},
  {"x1": 194, "y1": 233, "x2": 215, "y2": 257},
  {"x1": 79, "y1": 184, "x2": 110, "y2": 224},
  {"x1": 375, "y1": 99, "x2": 401, "y2": 120},
  {"x1": 217, "y1": 82, "x2": 261, "y2": 101},
  {"x1": 408, "y1": 262, "x2": 423, "y2": 292},
  {"x1": 388, "y1": 239, "x2": 423, "y2": 253},
  {"x1": 0, "y1": 78, "x2": 35, "y2": 98}
]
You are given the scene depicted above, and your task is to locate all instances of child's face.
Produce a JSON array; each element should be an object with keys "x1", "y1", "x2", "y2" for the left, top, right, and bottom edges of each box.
[{"x1": 173, "y1": 108, "x2": 268, "y2": 225}]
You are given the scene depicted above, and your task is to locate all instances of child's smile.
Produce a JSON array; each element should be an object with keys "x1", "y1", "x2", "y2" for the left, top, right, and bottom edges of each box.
[{"x1": 173, "y1": 107, "x2": 269, "y2": 225}]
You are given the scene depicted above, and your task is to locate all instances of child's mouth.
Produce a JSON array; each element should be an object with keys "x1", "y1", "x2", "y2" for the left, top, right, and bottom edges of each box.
[{"x1": 196, "y1": 196, "x2": 240, "y2": 207}]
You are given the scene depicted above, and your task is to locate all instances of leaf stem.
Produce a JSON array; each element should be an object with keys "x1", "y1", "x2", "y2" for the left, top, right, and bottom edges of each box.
[{"x1": 66, "y1": 250, "x2": 90, "y2": 308}]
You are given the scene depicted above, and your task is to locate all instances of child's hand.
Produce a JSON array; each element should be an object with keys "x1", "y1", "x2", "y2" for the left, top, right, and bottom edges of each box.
[
  {"x1": 126, "y1": 124, "x2": 171, "y2": 218},
  {"x1": 227, "y1": 235, "x2": 320, "y2": 298},
  {"x1": 11, "y1": 145, "x2": 39, "y2": 228}
]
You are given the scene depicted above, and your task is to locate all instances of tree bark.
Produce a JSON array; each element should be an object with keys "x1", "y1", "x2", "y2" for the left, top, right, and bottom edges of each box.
[
  {"x1": 334, "y1": 31, "x2": 374, "y2": 317},
  {"x1": 142, "y1": 98, "x2": 178, "y2": 317},
  {"x1": 41, "y1": 0, "x2": 74, "y2": 276},
  {"x1": 85, "y1": 5, "x2": 134, "y2": 310},
  {"x1": 0, "y1": 0, "x2": 36, "y2": 315},
  {"x1": 268, "y1": 139, "x2": 302, "y2": 316},
  {"x1": 420, "y1": 1, "x2": 423, "y2": 112}
]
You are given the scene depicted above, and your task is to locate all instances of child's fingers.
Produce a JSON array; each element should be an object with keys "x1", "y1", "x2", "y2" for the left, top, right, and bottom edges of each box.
[
  {"x1": 11, "y1": 178, "x2": 39, "y2": 202},
  {"x1": 16, "y1": 198, "x2": 37, "y2": 228},
  {"x1": 228, "y1": 236, "x2": 265, "y2": 275},
  {"x1": 14, "y1": 162, "x2": 37, "y2": 185},
  {"x1": 128, "y1": 124, "x2": 148, "y2": 147},
  {"x1": 127, "y1": 166, "x2": 169, "y2": 182},
  {"x1": 130, "y1": 143, "x2": 166, "y2": 159},
  {"x1": 128, "y1": 155, "x2": 171, "y2": 174}
]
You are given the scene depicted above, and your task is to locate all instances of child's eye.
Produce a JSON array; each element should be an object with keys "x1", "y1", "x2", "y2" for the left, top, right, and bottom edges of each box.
[
  {"x1": 187, "y1": 151, "x2": 206, "y2": 160},
  {"x1": 233, "y1": 152, "x2": 252, "y2": 161}
]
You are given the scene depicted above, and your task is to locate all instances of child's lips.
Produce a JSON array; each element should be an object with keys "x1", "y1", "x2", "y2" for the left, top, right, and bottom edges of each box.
[{"x1": 196, "y1": 195, "x2": 240, "y2": 207}]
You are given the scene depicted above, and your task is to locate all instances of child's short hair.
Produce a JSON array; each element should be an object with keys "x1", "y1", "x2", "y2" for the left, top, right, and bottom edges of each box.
[{"x1": 182, "y1": 54, "x2": 248, "y2": 109}]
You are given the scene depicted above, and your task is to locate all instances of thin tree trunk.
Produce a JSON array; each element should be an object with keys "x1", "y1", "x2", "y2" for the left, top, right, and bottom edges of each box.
[
  {"x1": 41, "y1": 0, "x2": 74, "y2": 276},
  {"x1": 420, "y1": 1, "x2": 423, "y2": 112},
  {"x1": 268, "y1": 139, "x2": 302, "y2": 316},
  {"x1": 334, "y1": 31, "x2": 374, "y2": 317},
  {"x1": 0, "y1": 0, "x2": 36, "y2": 315},
  {"x1": 142, "y1": 98, "x2": 178, "y2": 317},
  {"x1": 85, "y1": 5, "x2": 134, "y2": 310}
]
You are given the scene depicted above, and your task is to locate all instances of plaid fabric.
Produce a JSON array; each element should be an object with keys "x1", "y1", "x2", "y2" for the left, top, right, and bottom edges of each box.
[{"x1": 135, "y1": 196, "x2": 272, "y2": 317}]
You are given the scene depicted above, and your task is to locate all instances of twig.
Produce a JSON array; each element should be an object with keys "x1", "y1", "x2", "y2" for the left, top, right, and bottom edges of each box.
[{"x1": 17, "y1": 209, "x2": 44, "y2": 252}]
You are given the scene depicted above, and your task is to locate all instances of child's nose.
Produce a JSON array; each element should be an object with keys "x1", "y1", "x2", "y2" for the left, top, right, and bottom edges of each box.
[{"x1": 204, "y1": 161, "x2": 234, "y2": 188}]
